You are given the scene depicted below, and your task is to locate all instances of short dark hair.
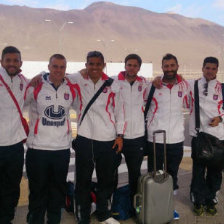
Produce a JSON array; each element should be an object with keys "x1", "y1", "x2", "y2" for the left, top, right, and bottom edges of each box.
[
  {"x1": 125, "y1": 54, "x2": 142, "y2": 66},
  {"x1": 49, "y1": 54, "x2": 66, "y2": 63},
  {"x1": 1, "y1": 46, "x2": 21, "y2": 60},
  {"x1": 162, "y1": 53, "x2": 178, "y2": 65},
  {"x1": 203, "y1": 57, "x2": 219, "y2": 68},
  {"x1": 86, "y1": 51, "x2": 104, "y2": 63}
]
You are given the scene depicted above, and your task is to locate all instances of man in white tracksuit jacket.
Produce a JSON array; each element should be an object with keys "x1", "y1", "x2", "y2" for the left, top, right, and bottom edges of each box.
[
  {"x1": 189, "y1": 57, "x2": 224, "y2": 216},
  {"x1": 144, "y1": 53, "x2": 190, "y2": 220},
  {"x1": 69, "y1": 51, "x2": 125, "y2": 224},
  {"x1": 0, "y1": 46, "x2": 29, "y2": 224},
  {"x1": 114, "y1": 54, "x2": 147, "y2": 215},
  {"x1": 25, "y1": 54, "x2": 79, "y2": 224}
]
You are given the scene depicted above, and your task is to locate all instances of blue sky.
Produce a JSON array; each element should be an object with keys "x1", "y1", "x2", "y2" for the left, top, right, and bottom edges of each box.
[{"x1": 1, "y1": 0, "x2": 224, "y2": 26}]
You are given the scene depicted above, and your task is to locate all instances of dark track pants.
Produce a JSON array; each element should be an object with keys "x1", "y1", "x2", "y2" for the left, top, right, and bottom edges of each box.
[
  {"x1": 26, "y1": 148, "x2": 70, "y2": 224},
  {"x1": 122, "y1": 137, "x2": 145, "y2": 204},
  {"x1": 0, "y1": 141, "x2": 24, "y2": 224},
  {"x1": 190, "y1": 137, "x2": 223, "y2": 205},
  {"x1": 74, "y1": 135, "x2": 119, "y2": 224},
  {"x1": 147, "y1": 141, "x2": 184, "y2": 190}
]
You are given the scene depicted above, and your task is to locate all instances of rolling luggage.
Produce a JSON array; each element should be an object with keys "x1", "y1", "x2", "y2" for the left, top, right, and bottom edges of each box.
[{"x1": 134, "y1": 130, "x2": 174, "y2": 224}]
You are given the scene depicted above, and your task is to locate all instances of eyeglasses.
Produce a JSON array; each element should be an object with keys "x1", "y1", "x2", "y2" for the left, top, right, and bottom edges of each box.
[{"x1": 203, "y1": 82, "x2": 208, "y2": 96}]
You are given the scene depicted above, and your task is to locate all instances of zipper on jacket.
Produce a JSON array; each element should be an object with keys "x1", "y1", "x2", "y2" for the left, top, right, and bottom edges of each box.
[
  {"x1": 168, "y1": 89, "x2": 172, "y2": 143},
  {"x1": 91, "y1": 84, "x2": 96, "y2": 140},
  {"x1": 130, "y1": 84, "x2": 133, "y2": 137},
  {"x1": 9, "y1": 77, "x2": 13, "y2": 139}
]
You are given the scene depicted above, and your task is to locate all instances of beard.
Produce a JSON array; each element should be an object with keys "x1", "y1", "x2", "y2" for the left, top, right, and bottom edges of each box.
[
  {"x1": 163, "y1": 71, "x2": 177, "y2": 80},
  {"x1": 5, "y1": 67, "x2": 20, "y2": 77}
]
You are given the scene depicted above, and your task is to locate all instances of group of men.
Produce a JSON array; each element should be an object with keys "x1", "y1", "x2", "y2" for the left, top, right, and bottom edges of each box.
[{"x1": 0, "y1": 45, "x2": 223, "y2": 224}]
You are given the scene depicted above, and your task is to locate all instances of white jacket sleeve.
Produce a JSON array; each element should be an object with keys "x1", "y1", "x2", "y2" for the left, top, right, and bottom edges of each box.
[
  {"x1": 66, "y1": 72, "x2": 80, "y2": 84},
  {"x1": 112, "y1": 80, "x2": 126, "y2": 135},
  {"x1": 24, "y1": 84, "x2": 34, "y2": 106}
]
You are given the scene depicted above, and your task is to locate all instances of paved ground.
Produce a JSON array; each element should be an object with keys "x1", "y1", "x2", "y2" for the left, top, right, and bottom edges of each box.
[{"x1": 14, "y1": 158, "x2": 224, "y2": 224}]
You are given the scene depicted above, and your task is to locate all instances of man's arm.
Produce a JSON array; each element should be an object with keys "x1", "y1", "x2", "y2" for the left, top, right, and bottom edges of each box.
[{"x1": 113, "y1": 81, "x2": 125, "y2": 153}]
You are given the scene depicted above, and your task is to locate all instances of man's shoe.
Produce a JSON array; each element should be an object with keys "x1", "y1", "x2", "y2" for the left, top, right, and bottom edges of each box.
[
  {"x1": 173, "y1": 210, "x2": 180, "y2": 220},
  {"x1": 193, "y1": 204, "x2": 204, "y2": 216},
  {"x1": 99, "y1": 217, "x2": 120, "y2": 224},
  {"x1": 213, "y1": 196, "x2": 218, "y2": 205},
  {"x1": 206, "y1": 204, "x2": 217, "y2": 216}
]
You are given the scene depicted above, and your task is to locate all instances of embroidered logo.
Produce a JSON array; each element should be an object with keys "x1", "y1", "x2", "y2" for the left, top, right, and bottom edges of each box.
[
  {"x1": 103, "y1": 87, "x2": 108, "y2": 93},
  {"x1": 178, "y1": 91, "x2": 182, "y2": 97},
  {"x1": 213, "y1": 95, "x2": 218, "y2": 100},
  {"x1": 138, "y1": 85, "x2": 142, "y2": 92},
  {"x1": 44, "y1": 105, "x2": 65, "y2": 120},
  {"x1": 20, "y1": 83, "x2": 23, "y2": 91},
  {"x1": 45, "y1": 96, "x2": 51, "y2": 100},
  {"x1": 64, "y1": 93, "x2": 69, "y2": 100}
]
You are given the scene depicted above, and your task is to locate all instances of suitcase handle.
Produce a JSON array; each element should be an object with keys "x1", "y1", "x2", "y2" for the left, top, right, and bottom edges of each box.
[{"x1": 153, "y1": 130, "x2": 168, "y2": 178}]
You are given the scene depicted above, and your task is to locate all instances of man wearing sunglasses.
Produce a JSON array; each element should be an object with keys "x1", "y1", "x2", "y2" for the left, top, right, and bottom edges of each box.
[{"x1": 189, "y1": 57, "x2": 224, "y2": 216}]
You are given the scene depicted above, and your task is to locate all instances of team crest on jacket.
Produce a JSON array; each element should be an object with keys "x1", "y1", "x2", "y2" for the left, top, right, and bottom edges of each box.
[
  {"x1": 64, "y1": 93, "x2": 69, "y2": 100},
  {"x1": 213, "y1": 94, "x2": 218, "y2": 100},
  {"x1": 103, "y1": 87, "x2": 108, "y2": 93},
  {"x1": 178, "y1": 91, "x2": 182, "y2": 97},
  {"x1": 20, "y1": 83, "x2": 23, "y2": 91},
  {"x1": 138, "y1": 85, "x2": 142, "y2": 92}
]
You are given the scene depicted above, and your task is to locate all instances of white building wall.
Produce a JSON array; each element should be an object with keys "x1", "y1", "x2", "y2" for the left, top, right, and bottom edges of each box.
[{"x1": 21, "y1": 61, "x2": 153, "y2": 79}]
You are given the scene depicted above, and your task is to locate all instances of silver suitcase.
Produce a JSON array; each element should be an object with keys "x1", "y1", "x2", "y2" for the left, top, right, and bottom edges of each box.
[{"x1": 134, "y1": 130, "x2": 174, "y2": 224}]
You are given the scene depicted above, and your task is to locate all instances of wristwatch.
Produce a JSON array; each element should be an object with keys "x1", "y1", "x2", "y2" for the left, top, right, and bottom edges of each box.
[{"x1": 117, "y1": 134, "x2": 124, "y2": 138}]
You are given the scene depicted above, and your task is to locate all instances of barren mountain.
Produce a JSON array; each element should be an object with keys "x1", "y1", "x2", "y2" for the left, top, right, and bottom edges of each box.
[{"x1": 0, "y1": 1, "x2": 224, "y2": 72}]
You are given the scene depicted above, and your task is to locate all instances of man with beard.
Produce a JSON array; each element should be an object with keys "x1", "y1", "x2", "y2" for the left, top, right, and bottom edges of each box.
[
  {"x1": 0, "y1": 46, "x2": 29, "y2": 224},
  {"x1": 144, "y1": 53, "x2": 190, "y2": 220}
]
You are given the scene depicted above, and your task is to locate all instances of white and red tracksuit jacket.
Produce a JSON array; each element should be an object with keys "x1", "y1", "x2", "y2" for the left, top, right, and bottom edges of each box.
[
  {"x1": 69, "y1": 72, "x2": 125, "y2": 141},
  {"x1": 115, "y1": 71, "x2": 148, "y2": 139},
  {"x1": 188, "y1": 77, "x2": 224, "y2": 140},
  {"x1": 25, "y1": 73, "x2": 80, "y2": 150},
  {"x1": 144, "y1": 75, "x2": 190, "y2": 144},
  {"x1": 0, "y1": 67, "x2": 29, "y2": 146}
]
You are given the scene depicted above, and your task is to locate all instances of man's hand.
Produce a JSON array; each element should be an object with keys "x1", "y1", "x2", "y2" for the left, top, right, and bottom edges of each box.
[
  {"x1": 29, "y1": 74, "x2": 42, "y2": 87},
  {"x1": 209, "y1": 116, "x2": 222, "y2": 127},
  {"x1": 152, "y1": 76, "x2": 162, "y2": 89},
  {"x1": 79, "y1": 68, "x2": 88, "y2": 79},
  {"x1": 112, "y1": 136, "x2": 123, "y2": 153}
]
